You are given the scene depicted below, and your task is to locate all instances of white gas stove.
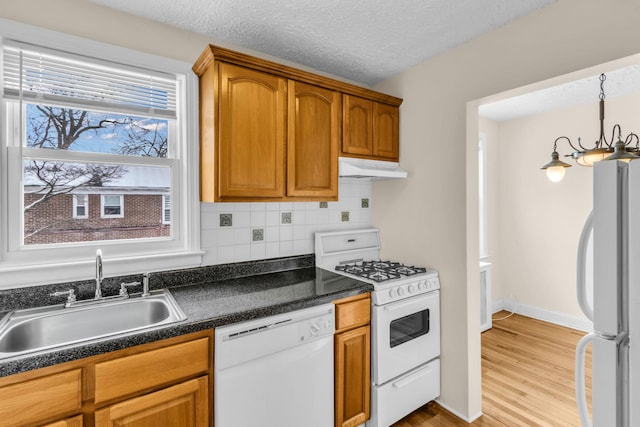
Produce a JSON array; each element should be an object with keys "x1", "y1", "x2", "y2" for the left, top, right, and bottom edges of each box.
[
  {"x1": 315, "y1": 228, "x2": 441, "y2": 427},
  {"x1": 315, "y1": 229, "x2": 440, "y2": 303},
  {"x1": 333, "y1": 259, "x2": 440, "y2": 305}
]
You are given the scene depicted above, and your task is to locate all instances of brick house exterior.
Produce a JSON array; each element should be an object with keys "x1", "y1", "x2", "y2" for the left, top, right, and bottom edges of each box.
[{"x1": 24, "y1": 187, "x2": 170, "y2": 245}]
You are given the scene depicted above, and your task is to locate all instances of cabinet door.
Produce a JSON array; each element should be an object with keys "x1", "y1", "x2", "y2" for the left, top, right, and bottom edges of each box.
[
  {"x1": 94, "y1": 337, "x2": 210, "y2": 404},
  {"x1": 42, "y1": 415, "x2": 83, "y2": 427},
  {"x1": 373, "y1": 103, "x2": 399, "y2": 160},
  {"x1": 343, "y1": 94, "x2": 373, "y2": 156},
  {"x1": 0, "y1": 369, "x2": 82, "y2": 427},
  {"x1": 95, "y1": 376, "x2": 208, "y2": 427},
  {"x1": 217, "y1": 62, "x2": 287, "y2": 199},
  {"x1": 335, "y1": 325, "x2": 371, "y2": 427},
  {"x1": 287, "y1": 81, "x2": 340, "y2": 198}
]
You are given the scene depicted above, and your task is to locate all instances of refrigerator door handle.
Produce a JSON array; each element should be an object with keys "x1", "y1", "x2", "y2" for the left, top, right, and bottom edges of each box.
[
  {"x1": 577, "y1": 211, "x2": 594, "y2": 321},
  {"x1": 576, "y1": 332, "x2": 595, "y2": 427}
]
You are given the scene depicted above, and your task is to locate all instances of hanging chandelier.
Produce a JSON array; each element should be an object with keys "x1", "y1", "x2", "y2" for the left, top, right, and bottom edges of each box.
[{"x1": 541, "y1": 73, "x2": 640, "y2": 182}]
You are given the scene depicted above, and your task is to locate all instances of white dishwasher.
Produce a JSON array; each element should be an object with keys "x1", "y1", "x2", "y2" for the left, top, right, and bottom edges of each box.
[{"x1": 214, "y1": 303, "x2": 335, "y2": 427}]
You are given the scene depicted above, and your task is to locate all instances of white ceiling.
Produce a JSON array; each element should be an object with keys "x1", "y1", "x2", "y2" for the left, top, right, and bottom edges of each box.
[
  {"x1": 480, "y1": 64, "x2": 640, "y2": 121},
  {"x1": 86, "y1": 0, "x2": 640, "y2": 122},
  {"x1": 86, "y1": 0, "x2": 554, "y2": 87}
]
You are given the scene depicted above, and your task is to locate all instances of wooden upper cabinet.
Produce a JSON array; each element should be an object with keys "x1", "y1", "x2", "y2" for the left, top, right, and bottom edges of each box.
[
  {"x1": 343, "y1": 94, "x2": 399, "y2": 161},
  {"x1": 287, "y1": 81, "x2": 340, "y2": 198},
  {"x1": 373, "y1": 102, "x2": 399, "y2": 160},
  {"x1": 216, "y1": 62, "x2": 287, "y2": 200},
  {"x1": 193, "y1": 45, "x2": 402, "y2": 201},
  {"x1": 343, "y1": 95, "x2": 373, "y2": 156}
]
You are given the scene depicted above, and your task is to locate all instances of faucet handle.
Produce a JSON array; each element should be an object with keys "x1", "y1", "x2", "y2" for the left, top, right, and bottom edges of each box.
[
  {"x1": 142, "y1": 273, "x2": 151, "y2": 297},
  {"x1": 119, "y1": 281, "x2": 141, "y2": 297},
  {"x1": 50, "y1": 289, "x2": 76, "y2": 307}
]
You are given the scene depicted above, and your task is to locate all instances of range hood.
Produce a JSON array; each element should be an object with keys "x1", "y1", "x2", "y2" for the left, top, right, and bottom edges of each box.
[{"x1": 338, "y1": 157, "x2": 408, "y2": 179}]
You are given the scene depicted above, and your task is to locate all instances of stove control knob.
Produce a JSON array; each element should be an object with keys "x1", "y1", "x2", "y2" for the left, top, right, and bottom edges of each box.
[
  {"x1": 408, "y1": 284, "x2": 415, "y2": 294},
  {"x1": 389, "y1": 288, "x2": 397, "y2": 298},
  {"x1": 397, "y1": 287, "x2": 404, "y2": 297},
  {"x1": 418, "y1": 280, "x2": 426, "y2": 290}
]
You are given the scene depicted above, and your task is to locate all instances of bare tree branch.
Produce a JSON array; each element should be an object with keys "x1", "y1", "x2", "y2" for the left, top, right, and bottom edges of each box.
[{"x1": 24, "y1": 106, "x2": 166, "y2": 229}]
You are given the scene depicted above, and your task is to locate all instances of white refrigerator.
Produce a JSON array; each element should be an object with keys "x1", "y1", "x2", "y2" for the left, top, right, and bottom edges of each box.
[{"x1": 575, "y1": 159, "x2": 640, "y2": 427}]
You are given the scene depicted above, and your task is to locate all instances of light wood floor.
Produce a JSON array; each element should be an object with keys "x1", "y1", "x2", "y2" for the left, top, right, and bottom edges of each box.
[{"x1": 392, "y1": 311, "x2": 592, "y2": 426}]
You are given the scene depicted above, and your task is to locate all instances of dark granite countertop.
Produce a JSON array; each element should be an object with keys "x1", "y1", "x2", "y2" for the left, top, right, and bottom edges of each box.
[{"x1": 0, "y1": 263, "x2": 371, "y2": 378}]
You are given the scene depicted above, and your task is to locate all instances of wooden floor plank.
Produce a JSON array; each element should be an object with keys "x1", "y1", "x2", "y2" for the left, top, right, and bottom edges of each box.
[{"x1": 391, "y1": 312, "x2": 592, "y2": 426}]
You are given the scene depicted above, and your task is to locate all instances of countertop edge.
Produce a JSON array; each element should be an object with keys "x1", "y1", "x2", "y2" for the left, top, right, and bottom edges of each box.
[{"x1": 0, "y1": 281, "x2": 370, "y2": 378}]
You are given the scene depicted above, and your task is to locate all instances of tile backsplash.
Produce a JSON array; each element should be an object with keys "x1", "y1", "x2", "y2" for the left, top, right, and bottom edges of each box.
[{"x1": 200, "y1": 178, "x2": 373, "y2": 265}]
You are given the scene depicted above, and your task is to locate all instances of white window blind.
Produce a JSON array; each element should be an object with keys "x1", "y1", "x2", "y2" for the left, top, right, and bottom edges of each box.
[
  {"x1": 2, "y1": 40, "x2": 177, "y2": 119},
  {"x1": 163, "y1": 194, "x2": 171, "y2": 224}
]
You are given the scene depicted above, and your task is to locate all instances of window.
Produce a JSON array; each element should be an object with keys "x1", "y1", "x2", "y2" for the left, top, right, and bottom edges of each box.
[
  {"x1": 101, "y1": 195, "x2": 124, "y2": 218},
  {"x1": 163, "y1": 195, "x2": 171, "y2": 224},
  {"x1": 0, "y1": 21, "x2": 201, "y2": 287},
  {"x1": 73, "y1": 194, "x2": 88, "y2": 219}
]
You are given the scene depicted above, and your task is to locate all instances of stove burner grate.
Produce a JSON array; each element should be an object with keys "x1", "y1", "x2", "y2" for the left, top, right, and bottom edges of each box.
[{"x1": 335, "y1": 260, "x2": 427, "y2": 282}]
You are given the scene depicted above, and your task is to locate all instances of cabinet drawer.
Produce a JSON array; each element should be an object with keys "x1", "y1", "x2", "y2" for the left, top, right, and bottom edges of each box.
[
  {"x1": 43, "y1": 414, "x2": 83, "y2": 427},
  {"x1": 94, "y1": 337, "x2": 210, "y2": 404},
  {"x1": 95, "y1": 376, "x2": 209, "y2": 427},
  {"x1": 335, "y1": 296, "x2": 371, "y2": 331},
  {"x1": 0, "y1": 369, "x2": 82, "y2": 426}
]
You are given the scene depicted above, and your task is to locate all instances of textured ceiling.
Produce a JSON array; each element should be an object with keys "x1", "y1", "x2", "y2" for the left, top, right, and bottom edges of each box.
[
  {"x1": 480, "y1": 64, "x2": 640, "y2": 121},
  {"x1": 88, "y1": 0, "x2": 633, "y2": 122},
  {"x1": 86, "y1": 0, "x2": 554, "y2": 86}
]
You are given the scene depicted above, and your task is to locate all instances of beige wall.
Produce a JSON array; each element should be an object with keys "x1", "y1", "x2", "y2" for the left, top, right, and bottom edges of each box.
[
  {"x1": 479, "y1": 118, "x2": 503, "y2": 300},
  {"x1": 373, "y1": 0, "x2": 640, "y2": 419},
  {"x1": 5, "y1": 0, "x2": 640, "y2": 420},
  {"x1": 483, "y1": 93, "x2": 640, "y2": 319}
]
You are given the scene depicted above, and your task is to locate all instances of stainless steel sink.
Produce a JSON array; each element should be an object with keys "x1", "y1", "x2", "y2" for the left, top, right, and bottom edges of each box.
[{"x1": 0, "y1": 290, "x2": 186, "y2": 358}]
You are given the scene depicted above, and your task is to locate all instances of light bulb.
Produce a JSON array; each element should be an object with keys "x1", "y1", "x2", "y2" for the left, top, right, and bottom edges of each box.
[{"x1": 546, "y1": 165, "x2": 566, "y2": 183}]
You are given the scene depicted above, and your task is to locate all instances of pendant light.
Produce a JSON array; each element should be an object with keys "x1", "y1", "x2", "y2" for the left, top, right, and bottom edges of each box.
[
  {"x1": 541, "y1": 74, "x2": 640, "y2": 182},
  {"x1": 541, "y1": 137, "x2": 572, "y2": 183}
]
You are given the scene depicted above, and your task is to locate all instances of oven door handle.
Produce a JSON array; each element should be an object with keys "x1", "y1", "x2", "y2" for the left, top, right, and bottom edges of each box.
[
  {"x1": 383, "y1": 293, "x2": 435, "y2": 312},
  {"x1": 392, "y1": 364, "x2": 433, "y2": 389}
]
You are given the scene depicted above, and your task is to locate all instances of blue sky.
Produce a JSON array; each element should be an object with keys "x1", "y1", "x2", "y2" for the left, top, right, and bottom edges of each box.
[{"x1": 24, "y1": 105, "x2": 171, "y2": 187}]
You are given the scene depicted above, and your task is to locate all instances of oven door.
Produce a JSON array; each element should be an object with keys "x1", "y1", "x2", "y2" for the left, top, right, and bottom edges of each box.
[{"x1": 372, "y1": 290, "x2": 440, "y2": 385}]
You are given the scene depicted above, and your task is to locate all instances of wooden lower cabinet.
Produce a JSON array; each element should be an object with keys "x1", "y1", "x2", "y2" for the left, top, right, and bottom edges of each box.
[
  {"x1": 335, "y1": 325, "x2": 371, "y2": 427},
  {"x1": 43, "y1": 415, "x2": 84, "y2": 427},
  {"x1": 0, "y1": 369, "x2": 82, "y2": 427},
  {"x1": 95, "y1": 376, "x2": 209, "y2": 427},
  {"x1": 0, "y1": 330, "x2": 213, "y2": 427},
  {"x1": 333, "y1": 293, "x2": 371, "y2": 427}
]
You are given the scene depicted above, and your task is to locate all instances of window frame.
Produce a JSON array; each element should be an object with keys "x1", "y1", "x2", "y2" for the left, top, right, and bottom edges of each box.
[
  {"x1": 73, "y1": 194, "x2": 89, "y2": 219},
  {"x1": 0, "y1": 19, "x2": 202, "y2": 288},
  {"x1": 101, "y1": 195, "x2": 124, "y2": 219}
]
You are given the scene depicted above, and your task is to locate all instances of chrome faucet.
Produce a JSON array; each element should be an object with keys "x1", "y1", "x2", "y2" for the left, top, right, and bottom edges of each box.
[
  {"x1": 95, "y1": 249, "x2": 103, "y2": 299},
  {"x1": 142, "y1": 272, "x2": 151, "y2": 297}
]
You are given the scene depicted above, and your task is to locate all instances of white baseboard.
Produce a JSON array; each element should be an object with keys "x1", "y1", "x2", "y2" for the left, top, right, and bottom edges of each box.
[
  {"x1": 492, "y1": 299, "x2": 592, "y2": 332},
  {"x1": 434, "y1": 399, "x2": 483, "y2": 423}
]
